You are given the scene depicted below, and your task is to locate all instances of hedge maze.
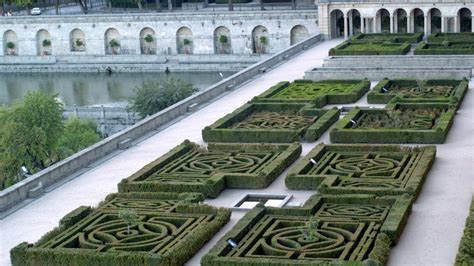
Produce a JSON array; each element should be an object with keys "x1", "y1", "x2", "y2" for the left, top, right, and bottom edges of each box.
[
  {"x1": 202, "y1": 102, "x2": 340, "y2": 143},
  {"x1": 286, "y1": 144, "x2": 435, "y2": 198},
  {"x1": 202, "y1": 194, "x2": 412, "y2": 265},
  {"x1": 118, "y1": 140, "x2": 301, "y2": 197},
  {"x1": 367, "y1": 78, "x2": 468, "y2": 109},
  {"x1": 11, "y1": 192, "x2": 231, "y2": 266},
  {"x1": 252, "y1": 79, "x2": 370, "y2": 107},
  {"x1": 415, "y1": 33, "x2": 474, "y2": 55}
]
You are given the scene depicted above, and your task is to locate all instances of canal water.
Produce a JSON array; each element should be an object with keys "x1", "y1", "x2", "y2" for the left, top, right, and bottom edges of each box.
[{"x1": 0, "y1": 72, "x2": 233, "y2": 107}]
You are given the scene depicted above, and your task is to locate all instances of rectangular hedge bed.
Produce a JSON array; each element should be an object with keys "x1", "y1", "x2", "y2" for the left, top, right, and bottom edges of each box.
[
  {"x1": 252, "y1": 79, "x2": 370, "y2": 108},
  {"x1": 455, "y1": 197, "x2": 474, "y2": 265},
  {"x1": 330, "y1": 103, "x2": 456, "y2": 144},
  {"x1": 350, "y1": 33, "x2": 423, "y2": 44},
  {"x1": 118, "y1": 140, "x2": 301, "y2": 198},
  {"x1": 415, "y1": 41, "x2": 474, "y2": 55},
  {"x1": 428, "y1": 32, "x2": 474, "y2": 43},
  {"x1": 11, "y1": 192, "x2": 231, "y2": 266},
  {"x1": 202, "y1": 194, "x2": 412, "y2": 265},
  {"x1": 202, "y1": 102, "x2": 340, "y2": 143},
  {"x1": 367, "y1": 78, "x2": 468, "y2": 108},
  {"x1": 329, "y1": 41, "x2": 410, "y2": 56},
  {"x1": 286, "y1": 144, "x2": 436, "y2": 199}
]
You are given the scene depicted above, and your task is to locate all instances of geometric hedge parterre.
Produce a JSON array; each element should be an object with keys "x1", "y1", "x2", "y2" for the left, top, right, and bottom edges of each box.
[
  {"x1": 251, "y1": 79, "x2": 370, "y2": 108},
  {"x1": 286, "y1": 144, "x2": 436, "y2": 199},
  {"x1": 367, "y1": 78, "x2": 468, "y2": 109},
  {"x1": 202, "y1": 102, "x2": 340, "y2": 143},
  {"x1": 11, "y1": 192, "x2": 231, "y2": 266},
  {"x1": 330, "y1": 103, "x2": 456, "y2": 144},
  {"x1": 202, "y1": 194, "x2": 412, "y2": 266},
  {"x1": 455, "y1": 197, "x2": 474, "y2": 266},
  {"x1": 118, "y1": 140, "x2": 302, "y2": 198}
]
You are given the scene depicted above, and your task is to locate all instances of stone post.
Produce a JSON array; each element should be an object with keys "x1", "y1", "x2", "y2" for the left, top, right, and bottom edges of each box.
[
  {"x1": 361, "y1": 17, "x2": 365, "y2": 34},
  {"x1": 454, "y1": 16, "x2": 459, "y2": 32},
  {"x1": 441, "y1": 16, "x2": 445, "y2": 33},
  {"x1": 344, "y1": 15, "x2": 348, "y2": 38},
  {"x1": 407, "y1": 15, "x2": 412, "y2": 33},
  {"x1": 373, "y1": 17, "x2": 377, "y2": 33},
  {"x1": 472, "y1": 16, "x2": 474, "y2": 32},
  {"x1": 390, "y1": 15, "x2": 394, "y2": 33},
  {"x1": 349, "y1": 13, "x2": 353, "y2": 36},
  {"x1": 424, "y1": 15, "x2": 429, "y2": 37}
]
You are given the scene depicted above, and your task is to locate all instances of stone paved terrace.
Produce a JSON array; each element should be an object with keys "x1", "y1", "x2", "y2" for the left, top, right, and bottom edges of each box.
[{"x1": 0, "y1": 38, "x2": 473, "y2": 266}]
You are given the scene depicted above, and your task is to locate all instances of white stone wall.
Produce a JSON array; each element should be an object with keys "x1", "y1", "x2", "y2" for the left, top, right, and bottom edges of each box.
[{"x1": 0, "y1": 11, "x2": 319, "y2": 56}]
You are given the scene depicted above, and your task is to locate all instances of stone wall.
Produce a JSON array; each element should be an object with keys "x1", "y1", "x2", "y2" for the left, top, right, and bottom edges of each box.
[{"x1": 0, "y1": 10, "x2": 318, "y2": 56}]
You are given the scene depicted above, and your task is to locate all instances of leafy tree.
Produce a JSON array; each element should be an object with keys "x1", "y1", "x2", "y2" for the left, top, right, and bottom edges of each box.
[
  {"x1": 118, "y1": 209, "x2": 138, "y2": 235},
  {"x1": 128, "y1": 78, "x2": 197, "y2": 118},
  {"x1": 56, "y1": 117, "x2": 101, "y2": 159},
  {"x1": 301, "y1": 217, "x2": 320, "y2": 241}
]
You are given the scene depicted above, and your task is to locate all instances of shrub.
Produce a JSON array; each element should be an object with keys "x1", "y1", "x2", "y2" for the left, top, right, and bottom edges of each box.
[
  {"x1": 218, "y1": 35, "x2": 228, "y2": 44},
  {"x1": 56, "y1": 117, "x2": 101, "y2": 159},
  {"x1": 6, "y1": 41, "x2": 15, "y2": 49},
  {"x1": 128, "y1": 78, "x2": 197, "y2": 118},
  {"x1": 455, "y1": 197, "x2": 474, "y2": 265},
  {"x1": 143, "y1": 34, "x2": 154, "y2": 43},
  {"x1": 109, "y1": 38, "x2": 120, "y2": 48}
]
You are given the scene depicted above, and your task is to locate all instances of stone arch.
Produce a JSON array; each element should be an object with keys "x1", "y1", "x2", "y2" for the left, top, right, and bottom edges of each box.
[
  {"x1": 459, "y1": 8, "x2": 472, "y2": 32},
  {"x1": 394, "y1": 8, "x2": 408, "y2": 33},
  {"x1": 176, "y1": 26, "x2": 193, "y2": 54},
  {"x1": 139, "y1": 27, "x2": 156, "y2": 55},
  {"x1": 252, "y1": 25, "x2": 270, "y2": 54},
  {"x1": 428, "y1": 8, "x2": 442, "y2": 34},
  {"x1": 330, "y1": 9, "x2": 344, "y2": 38},
  {"x1": 3, "y1": 30, "x2": 18, "y2": 56},
  {"x1": 36, "y1": 29, "x2": 52, "y2": 56},
  {"x1": 346, "y1": 9, "x2": 361, "y2": 36},
  {"x1": 290, "y1": 25, "x2": 309, "y2": 45},
  {"x1": 411, "y1": 8, "x2": 424, "y2": 33},
  {"x1": 376, "y1": 8, "x2": 390, "y2": 33},
  {"x1": 70, "y1": 28, "x2": 86, "y2": 52},
  {"x1": 104, "y1": 28, "x2": 121, "y2": 55},
  {"x1": 214, "y1": 26, "x2": 231, "y2": 54}
]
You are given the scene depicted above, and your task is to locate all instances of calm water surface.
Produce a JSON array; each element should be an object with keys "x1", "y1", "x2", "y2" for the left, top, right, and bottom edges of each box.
[{"x1": 0, "y1": 72, "x2": 234, "y2": 107}]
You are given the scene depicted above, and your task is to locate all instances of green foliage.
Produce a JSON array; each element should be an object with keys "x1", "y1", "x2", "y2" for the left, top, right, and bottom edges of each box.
[
  {"x1": 6, "y1": 41, "x2": 15, "y2": 49},
  {"x1": 143, "y1": 34, "x2": 154, "y2": 43},
  {"x1": 428, "y1": 32, "x2": 474, "y2": 43},
  {"x1": 415, "y1": 40, "x2": 474, "y2": 55},
  {"x1": 183, "y1": 38, "x2": 192, "y2": 45},
  {"x1": 259, "y1": 36, "x2": 268, "y2": 45},
  {"x1": 118, "y1": 209, "x2": 138, "y2": 235},
  {"x1": 108, "y1": 38, "x2": 120, "y2": 48},
  {"x1": 74, "y1": 38, "x2": 84, "y2": 47},
  {"x1": 455, "y1": 197, "x2": 474, "y2": 265},
  {"x1": 329, "y1": 41, "x2": 411, "y2": 56},
  {"x1": 128, "y1": 78, "x2": 197, "y2": 118},
  {"x1": 42, "y1": 39, "x2": 51, "y2": 47},
  {"x1": 218, "y1": 34, "x2": 228, "y2": 44},
  {"x1": 56, "y1": 117, "x2": 101, "y2": 159}
]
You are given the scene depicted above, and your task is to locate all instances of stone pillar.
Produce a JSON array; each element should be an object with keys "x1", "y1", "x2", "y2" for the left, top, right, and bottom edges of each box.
[
  {"x1": 373, "y1": 17, "x2": 377, "y2": 33},
  {"x1": 361, "y1": 17, "x2": 365, "y2": 34},
  {"x1": 472, "y1": 16, "x2": 474, "y2": 32},
  {"x1": 394, "y1": 14, "x2": 398, "y2": 33},
  {"x1": 424, "y1": 15, "x2": 429, "y2": 37},
  {"x1": 407, "y1": 15, "x2": 412, "y2": 33},
  {"x1": 349, "y1": 13, "x2": 353, "y2": 36},
  {"x1": 344, "y1": 15, "x2": 348, "y2": 38},
  {"x1": 454, "y1": 15, "x2": 459, "y2": 32},
  {"x1": 390, "y1": 15, "x2": 394, "y2": 33},
  {"x1": 441, "y1": 16, "x2": 446, "y2": 33}
]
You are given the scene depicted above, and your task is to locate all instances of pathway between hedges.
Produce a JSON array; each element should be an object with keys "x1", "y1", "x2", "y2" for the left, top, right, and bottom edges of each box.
[{"x1": 0, "y1": 38, "x2": 473, "y2": 266}]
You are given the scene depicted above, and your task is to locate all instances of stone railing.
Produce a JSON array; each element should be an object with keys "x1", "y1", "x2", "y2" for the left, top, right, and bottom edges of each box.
[{"x1": 0, "y1": 33, "x2": 324, "y2": 213}]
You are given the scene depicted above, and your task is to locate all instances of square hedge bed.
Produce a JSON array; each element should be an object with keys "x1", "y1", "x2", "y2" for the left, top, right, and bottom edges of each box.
[
  {"x1": 329, "y1": 41, "x2": 411, "y2": 56},
  {"x1": 330, "y1": 103, "x2": 456, "y2": 144},
  {"x1": 367, "y1": 78, "x2": 468, "y2": 109},
  {"x1": 11, "y1": 192, "x2": 231, "y2": 266},
  {"x1": 118, "y1": 140, "x2": 301, "y2": 198},
  {"x1": 252, "y1": 79, "x2": 370, "y2": 108},
  {"x1": 286, "y1": 144, "x2": 436, "y2": 199},
  {"x1": 202, "y1": 102, "x2": 340, "y2": 143},
  {"x1": 415, "y1": 41, "x2": 474, "y2": 55},
  {"x1": 427, "y1": 32, "x2": 474, "y2": 43},
  {"x1": 350, "y1": 33, "x2": 423, "y2": 44},
  {"x1": 202, "y1": 193, "x2": 412, "y2": 266}
]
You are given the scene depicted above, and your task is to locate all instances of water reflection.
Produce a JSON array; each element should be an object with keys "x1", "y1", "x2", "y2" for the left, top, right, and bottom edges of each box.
[{"x1": 0, "y1": 72, "x2": 233, "y2": 107}]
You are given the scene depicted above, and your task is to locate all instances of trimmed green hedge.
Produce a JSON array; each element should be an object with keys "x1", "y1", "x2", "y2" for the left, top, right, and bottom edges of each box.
[
  {"x1": 350, "y1": 33, "x2": 423, "y2": 44},
  {"x1": 202, "y1": 194, "x2": 412, "y2": 265},
  {"x1": 11, "y1": 192, "x2": 231, "y2": 266},
  {"x1": 455, "y1": 197, "x2": 474, "y2": 265},
  {"x1": 428, "y1": 33, "x2": 474, "y2": 43},
  {"x1": 415, "y1": 41, "x2": 474, "y2": 55},
  {"x1": 118, "y1": 140, "x2": 301, "y2": 197},
  {"x1": 367, "y1": 78, "x2": 468, "y2": 109},
  {"x1": 202, "y1": 102, "x2": 340, "y2": 143},
  {"x1": 329, "y1": 41, "x2": 411, "y2": 56},
  {"x1": 330, "y1": 103, "x2": 456, "y2": 144},
  {"x1": 286, "y1": 144, "x2": 436, "y2": 201},
  {"x1": 251, "y1": 79, "x2": 370, "y2": 107}
]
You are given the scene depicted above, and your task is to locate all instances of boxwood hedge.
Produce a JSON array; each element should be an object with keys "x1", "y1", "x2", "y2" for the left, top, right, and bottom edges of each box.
[
  {"x1": 415, "y1": 41, "x2": 474, "y2": 55},
  {"x1": 455, "y1": 197, "x2": 474, "y2": 266},
  {"x1": 11, "y1": 192, "x2": 230, "y2": 266},
  {"x1": 428, "y1": 33, "x2": 474, "y2": 43},
  {"x1": 350, "y1": 33, "x2": 423, "y2": 44},
  {"x1": 329, "y1": 41, "x2": 411, "y2": 56}
]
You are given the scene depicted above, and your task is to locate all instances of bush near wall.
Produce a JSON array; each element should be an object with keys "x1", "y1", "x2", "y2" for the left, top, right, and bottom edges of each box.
[
  {"x1": 415, "y1": 41, "x2": 474, "y2": 55},
  {"x1": 329, "y1": 41, "x2": 410, "y2": 56},
  {"x1": 286, "y1": 144, "x2": 436, "y2": 201},
  {"x1": 251, "y1": 79, "x2": 370, "y2": 108},
  {"x1": 350, "y1": 33, "x2": 423, "y2": 44},
  {"x1": 11, "y1": 192, "x2": 230, "y2": 266},
  {"x1": 202, "y1": 193, "x2": 412, "y2": 266},
  {"x1": 455, "y1": 197, "x2": 474, "y2": 266},
  {"x1": 428, "y1": 33, "x2": 474, "y2": 43},
  {"x1": 118, "y1": 140, "x2": 301, "y2": 197},
  {"x1": 367, "y1": 78, "x2": 468, "y2": 109},
  {"x1": 202, "y1": 102, "x2": 340, "y2": 143},
  {"x1": 330, "y1": 103, "x2": 456, "y2": 144}
]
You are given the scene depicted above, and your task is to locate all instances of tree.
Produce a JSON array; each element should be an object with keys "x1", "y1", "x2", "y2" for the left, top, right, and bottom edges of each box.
[
  {"x1": 0, "y1": 91, "x2": 64, "y2": 183},
  {"x1": 74, "y1": 0, "x2": 88, "y2": 14},
  {"x1": 128, "y1": 78, "x2": 197, "y2": 118},
  {"x1": 301, "y1": 217, "x2": 319, "y2": 242},
  {"x1": 56, "y1": 117, "x2": 101, "y2": 159},
  {"x1": 118, "y1": 209, "x2": 138, "y2": 235}
]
